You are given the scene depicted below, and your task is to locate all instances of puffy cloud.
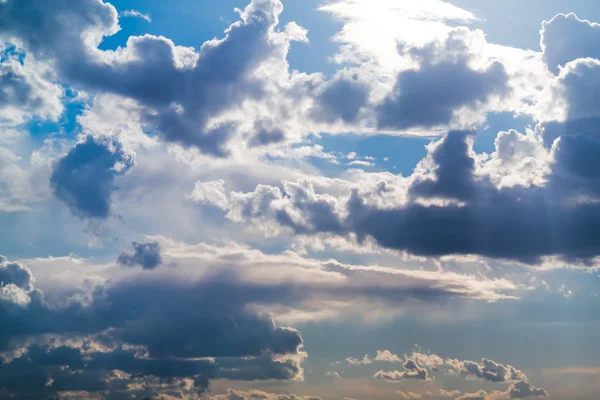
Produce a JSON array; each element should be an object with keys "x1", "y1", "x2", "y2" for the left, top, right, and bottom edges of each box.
[
  {"x1": 377, "y1": 30, "x2": 509, "y2": 131},
  {"x1": 454, "y1": 381, "x2": 547, "y2": 400},
  {"x1": 0, "y1": 255, "x2": 33, "y2": 291},
  {"x1": 349, "y1": 347, "x2": 546, "y2": 399},
  {"x1": 374, "y1": 350, "x2": 403, "y2": 363},
  {"x1": 50, "y1": 135, "x2": 134, "y2": 219},
  {"x1": 189, "y1": 180, "x2": 230, "y2": 210},
  {"x1": 508, "y1": 381, "x2": 547, "y2": 398},
  {"x1": 541, "y1": 13, "x2": 600, "y2": 73},
  {"x1": 0, "y1": 0, "x2": 313, "y2": 157},
  {"x1": 210, "y1": 127, "x2": 600, "y2": 263},
  {"x1": 374, "y1": 355, "x2": 431, "y2": 381},
  {"x1": 117, "y1": 241, "x2": 162, "y2": 270},
  {"x1": 459, "y1": 358, "x2": 526, "y2": 383},
  {"x1": 0, "y1": 44, "x2": 63, "y2": 127}
]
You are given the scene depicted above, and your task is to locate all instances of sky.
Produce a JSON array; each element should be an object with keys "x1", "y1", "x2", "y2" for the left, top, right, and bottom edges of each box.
[{"x1": 1, "y1": 0, "x2": 600, "y2": 399}]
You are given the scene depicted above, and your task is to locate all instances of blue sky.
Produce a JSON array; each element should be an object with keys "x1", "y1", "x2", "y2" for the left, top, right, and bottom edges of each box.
[{"x1": 1, "y1": 1, "x2": 600, "y2": 399}]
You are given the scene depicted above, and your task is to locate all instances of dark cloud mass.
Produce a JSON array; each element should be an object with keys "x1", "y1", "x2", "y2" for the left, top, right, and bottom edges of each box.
[
  {"x1": 118, "y1": 241, "x2": 162, "y2": 270},
  {"x1": 377, "y1": 31, "x2": 509, "y2": 130},
  {"x1": 310, "y1": 76, "x2": 370, "y2": 124},
  {"x1": 223, "y1": 127, "x2": 600, "y2": 263},
  {"x1": 0, "y1": 256, "x2": 304, "y2": 399},
  {"x1": 50, "y1": 136, "x2": 133, "y2": 219}
]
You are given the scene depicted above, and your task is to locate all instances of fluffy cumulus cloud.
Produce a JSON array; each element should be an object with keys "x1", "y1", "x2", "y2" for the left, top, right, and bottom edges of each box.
[
  {"x1": 349, "y1": 349, "x2": 546, "y2": 399},
  {"x1": 541, "y1": 13, "x2": 600, "y2": 73},
  {"x1": 0, "y1": 43, "x2": 63, "y2": 128}
]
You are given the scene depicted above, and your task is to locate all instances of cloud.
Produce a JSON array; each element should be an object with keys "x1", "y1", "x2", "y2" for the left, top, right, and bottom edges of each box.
[
  {"x1": 374, "y1": 350, "x2": 403, "y2": 363},
  {"x1": 309, "y1": 74, "x2": 370, "y2": 124},
  {"x1": 210, "y1": 389, "x2": 321, "y2": 400},
  {"x1": 190, "y1": 179, "x2": 230, "y2": 210},
  {"x1": 0, "y1": 0, "x2": 312, "y2": 157},
  {"x1": 120, "y1": 9, "x2": 151, "y2": 22},
  {"x1": 0, "y1": 248, "x2": 311, "y2": 399},
  {"x1": 455, "y1": 381, "x2": 547, "y2": 400},
  {"x1": 459, "y1": 358, "x2": 526, "y2": 383},
  {"x1": 440, "y1": 389, "x2": 462, "y2": 398},
  {"x1": 508, "y1": 381, "x2": 547, "y2": 398},
  {"x1": 0, "y1": 44, "x2": 63, "y2": 127},
  {"x1": 210, "y1": 126, "x2": 600, "y2": 263},
  {"x1": 398, "y1": 391, "x2": 422, "y2": 399},
  {"x1": 541, "y1": 13, "x2": 600, "y2": 73},
  {"x1": 350, "y1": 348, "x2": 546, "y2": 399},
  {"x1": 377, "y1": 30, "x2": 509, "y2": 131},
  {"x1": 50, "y1": 135, "x2": 134, "y2": 219},
  {"x1": 117, "y1": 241, "x2": 163, "y2": 270},
  {"x1": 346, "y1": 355, "x2": 372, "y2": 365},
  {"x1": 0, "y1": 255, "x2": 33, "y2": 291},
  {"x1": 374, "y1": 356, "x2": 430, "y2": 381},
  {"x1": 456, "y1": 391, "x2": 488, "y2": 400},
  {"x1": 374, "y1": 366, "x2": 428, "y2": 381}
]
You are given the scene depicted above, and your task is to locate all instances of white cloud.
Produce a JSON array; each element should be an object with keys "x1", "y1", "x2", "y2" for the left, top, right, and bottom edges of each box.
[{"x1": 120, "y1": 9, "x2": 151, "y2": 22}]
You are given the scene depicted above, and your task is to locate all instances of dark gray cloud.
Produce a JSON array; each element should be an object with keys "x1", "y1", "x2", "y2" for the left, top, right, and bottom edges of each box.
[
  {"x1": 310, "y1": 76, "x2": 369, "y2": 124},
  {"x1": 249, "y1": 126, "x2": 286, "y2": 147},
  {"x1": 0, "y1": 256, "x2": 305, "y2": 399},
  {"x1": 50, "y1": 135, "x2": 133, "y2": 219},
  {"x1": 377, "y1": 32, "x2": 509, "y2": 130},
  {"x1": 344, "y1": 132, "x2": 600, "y2": 263},
  {"x1": 117, "y1": 241, "x2": 162, "y2": 270},
  {"x1": 226, "y1": 127, "x2": 600, "y2": 263},
  {"x1": 541, "y1": 13, "x2": 600, "y2": 73},
  {"x1": 410, "y1": 131, "x2": 477, "y2": 201}
]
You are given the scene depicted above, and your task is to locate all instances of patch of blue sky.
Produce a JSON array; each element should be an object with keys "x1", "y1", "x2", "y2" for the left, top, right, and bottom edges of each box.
[
  {"x1": 0, "y1": 42, "x2": 25, "y2": 63},
  {"x1": 317, "y1": 133, "x2": 432, "y2": 176},
  {"x1": 24, "y1": 89, "x2": 86, "y2": 141}
]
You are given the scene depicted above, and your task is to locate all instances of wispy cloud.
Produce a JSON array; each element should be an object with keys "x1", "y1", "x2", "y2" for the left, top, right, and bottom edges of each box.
[{"x1": 120, "y1": 9, "x2": 152, "y2": 22}]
